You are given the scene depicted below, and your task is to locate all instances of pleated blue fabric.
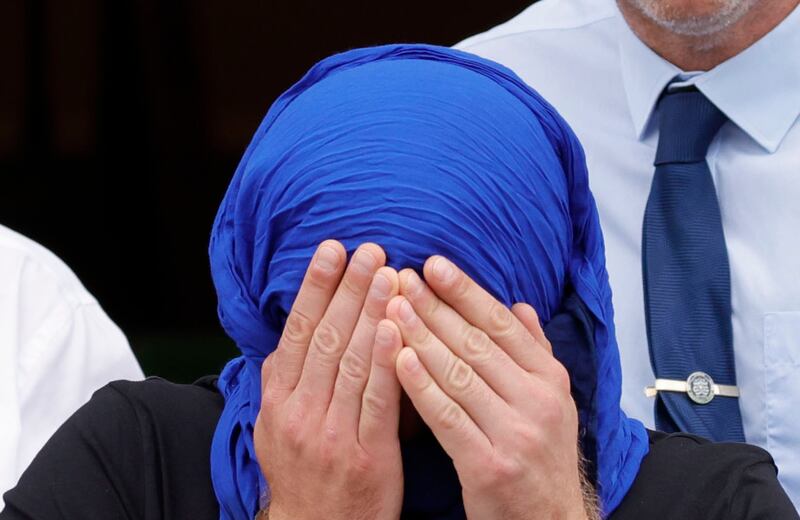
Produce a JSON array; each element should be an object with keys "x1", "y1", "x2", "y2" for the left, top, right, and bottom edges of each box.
[{"x1": 208, "y1": 44, "x2": 648, "y2": 519}]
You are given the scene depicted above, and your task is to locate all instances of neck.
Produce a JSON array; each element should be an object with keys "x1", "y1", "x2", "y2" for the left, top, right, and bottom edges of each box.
[{"x1": 617, "y1": 0, "x2": 799, "y2": 70}]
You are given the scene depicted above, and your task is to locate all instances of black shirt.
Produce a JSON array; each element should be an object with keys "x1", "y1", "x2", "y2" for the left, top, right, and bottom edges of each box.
[{"x1": 1, "y1": 376, "x2": 796, "y2": 519}]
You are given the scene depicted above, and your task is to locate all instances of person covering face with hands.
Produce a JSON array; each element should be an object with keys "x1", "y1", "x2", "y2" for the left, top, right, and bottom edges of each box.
[
  {"x1": 207, "y1": 44, "x2": 647, "y2": 519},
  {"x1": 2, "y1": 44, "x2": 794, "y2": 520}
]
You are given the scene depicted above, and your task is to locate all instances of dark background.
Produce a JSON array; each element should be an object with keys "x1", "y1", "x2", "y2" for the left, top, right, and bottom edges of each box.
[{"x1": 0, "y1": 0, "x2": 532, "y2": 382}]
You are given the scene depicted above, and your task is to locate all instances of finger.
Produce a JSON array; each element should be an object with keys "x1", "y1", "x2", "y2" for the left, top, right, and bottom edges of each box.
[
  {"x1": 270, "y1": 240, "x2": 346, "y2": 401},
  {"x1": 423, "y1": 256, "x2": 554, "y2": 373},
  {"x1": 396, "y1": 347, "x2": 491, "y2": 464},
  {"x1": 261, "y1": 352, "x2": 276, "y2": 396},
  {"x1": 398, "y1": 269, "x2": 530, "y2": 402},
  {"x1": 260, "y1": 353, "x2": 284, "y2": 415},
  {"x1": 296, "y1": 243, "x2": 386, "y2": 408},
  {"x1": 328, "y1": 267, "x2": 399, "y2": 435},
  {"x1": 358, "y1": 319, "x2": 403, "y2": 450},
  {"x1": 388, "y1": 295, "x2": 509, "y2": 440},
  {"x1": 512, "y1": 303, "x2": 552, "y2": 354}
]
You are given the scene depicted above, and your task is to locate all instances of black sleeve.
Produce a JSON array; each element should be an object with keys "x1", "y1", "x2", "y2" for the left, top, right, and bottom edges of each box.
[
  {"x1": 611, "y1": 430, "x2": 799, "y2": 520},
  {"x1": 731, "y1": 458, "x2": 799, "y2": 519},
  {"x1": 1, "y1": 377, "x2": 224, "y2": 520}
]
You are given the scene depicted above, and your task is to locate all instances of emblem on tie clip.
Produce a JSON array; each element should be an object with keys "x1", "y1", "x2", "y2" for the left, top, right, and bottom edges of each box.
[{"x1": 644, "y1": 371, "x2": 739, "y2": 404}]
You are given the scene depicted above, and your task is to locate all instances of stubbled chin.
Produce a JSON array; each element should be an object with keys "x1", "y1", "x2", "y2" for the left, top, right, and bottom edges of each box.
[{"x1": 624, "y1": 0, "x2": 758, "y2": 37}]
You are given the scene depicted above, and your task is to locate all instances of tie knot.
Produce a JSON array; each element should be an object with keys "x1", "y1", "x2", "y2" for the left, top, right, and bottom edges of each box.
[{"x1": 654, "y1": 88, "x2": 727, "y2": 165}]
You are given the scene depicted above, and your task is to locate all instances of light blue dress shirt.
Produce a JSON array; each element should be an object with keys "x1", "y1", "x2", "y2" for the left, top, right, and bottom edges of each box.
[{"x1": 459, "y1": 0, "x2": 800, "y2": 508}]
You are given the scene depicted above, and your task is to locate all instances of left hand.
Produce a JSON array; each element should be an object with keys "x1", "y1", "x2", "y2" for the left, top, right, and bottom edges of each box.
[
  {"x1": 387, "y1": 256, "x2": 590, "y2": 520},
  {"x1": 255, "y1": 242, "x2": 404, "y2": 520}
]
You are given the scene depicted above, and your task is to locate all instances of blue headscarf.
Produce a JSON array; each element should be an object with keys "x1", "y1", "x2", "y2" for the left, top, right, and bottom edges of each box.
[{"x1": 209, "y1": 44, "x2": 648, "y2": 519}]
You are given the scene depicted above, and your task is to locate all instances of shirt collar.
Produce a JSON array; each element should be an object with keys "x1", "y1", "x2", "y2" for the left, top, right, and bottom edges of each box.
[{"x1": 617, "y1": 3, "x2": 800, "y2": 153}]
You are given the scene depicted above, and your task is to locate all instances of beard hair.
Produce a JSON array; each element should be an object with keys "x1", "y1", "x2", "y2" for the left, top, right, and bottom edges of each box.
[
  {"x1": 579, "y1": 445, "x2": 602, "y2": 520},
  {"x1": 627, "y1": 0, "x2": 760, "y2": 36}
]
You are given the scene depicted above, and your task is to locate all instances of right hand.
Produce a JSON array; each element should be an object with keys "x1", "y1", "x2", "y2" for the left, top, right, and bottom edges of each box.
[{"x1": 254, "y1": 240, "x2": 405, "y2": 520}]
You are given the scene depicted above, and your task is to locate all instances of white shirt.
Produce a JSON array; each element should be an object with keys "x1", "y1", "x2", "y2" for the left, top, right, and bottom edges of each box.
[
  {"x1": 0, "y1": 224, "x2": 144, "y2": 509},
  {"x1": 458, "y1": 0, "x2": 800, "y2": 507}
]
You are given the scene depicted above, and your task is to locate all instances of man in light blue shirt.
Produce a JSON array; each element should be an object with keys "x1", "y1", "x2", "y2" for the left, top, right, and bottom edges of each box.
[{"x1": 459, "y1": 0, "x2": 800, "y2": 508}]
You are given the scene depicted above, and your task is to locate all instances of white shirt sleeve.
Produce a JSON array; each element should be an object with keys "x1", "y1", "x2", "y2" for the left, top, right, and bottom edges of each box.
[{"x1": 0, "y1": 225, "x2": 144, "y2": 509}]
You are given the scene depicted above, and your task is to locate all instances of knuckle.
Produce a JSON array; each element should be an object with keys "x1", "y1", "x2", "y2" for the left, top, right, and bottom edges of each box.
[
  {"x1": 488, "y1": 301, "x2": 514, "y2": 338},
  {"x1": 334, "y1": 362, "x2": 368, "y2": 397},
  {"x1": 410, "y1": 367, "x2": 434, "y2": 392},
  {"x1": 537, "y1": 390, "x2": 566, "y2": 427},
  {"x1": 312, "y1": 322, "x2": 346, "y2": 358},
  {"x1": 255, "y1": 410, "x2": 270, "y2": 437},
  {"x1": 338, "y1": 350, "x2": 369, "y2": 385},
  {"x1": 271, "y1": 351, "x2": 303, "y2": 386},
  {"x1": 333, "y1": 373, "x2": 360, "y2": 396},
  {"x1": 484, "y1": 455, "x2": 523, "y2": 487},
  {"x1": 436, "y1": 401, "x2": 465, "y2": 431},
  {"x1": 363, "y1": 298, "x2": 386, "y2": 322},
  {"x1": 403, "y1": 313, "x2": 431, "y2": 347},
  {"x1": 282, "y1": 309, "x2": 315, "y2": 346},
  {"x1": 424, "y1": 292, "x2": 442, "y2": 316},
  {"x1": 318, "y1": 436, "x2": 338, "y2": 469},
  {"x1": 347, "y1": 450, "x2": 376, "y2": 478},
  {"x1": 361, "y1": 391, "x2": 391, "y2": 418},
  {"x1": 551, "y1": 363, "x2": 572, "y2": 393},
  {"x1": 541, "y1": 338, "x2": 554, "y2": 355},
  {"x1": 316, "y1": 420, "x2": 345, "y2": 467},
  {"x1": 463, "y1": 326, "x2": 493, "y2": 364},
  {"x1": 446, "y1": 357, "x2": 475, "y2": 392},
  {"x1": 307, "y1": 262, "x2": 340, "y2": 287},
  {"x1": 415, "y1": 324, "x2": 433, "y2": 345},
  {"x1": 278, "y1": 411, "x2": 306, "y2": 450},
  {"x1": 260, "y1": 354, "x2": 273, "y2": 382},
  {"x1": 513, "y1": 423, "x2": 543, "y2": 452},
  {"x1": 341, "y1": 273, "x2": 367, "y2": 299},
  {"x1": 262, "y1": 381, "x2": 283, "y2": 407}
]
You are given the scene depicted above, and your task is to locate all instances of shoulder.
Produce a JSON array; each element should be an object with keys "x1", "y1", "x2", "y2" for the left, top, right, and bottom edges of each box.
[
  {"x1": 49, "y1": 376, "x2": 224, "y2": 466},
  {"x1": 0, "y1": 223, "x2": 122, "y2": 362},
  {"x1": 81, "y1": 377, "x2": 225, "y2": 445},
  {"x1": 0, "y1": 226, "x2": 143, "y2": 505},
  {"x1": 0, "y1": 222, "x2": 141, "y2": 389},
  {"x1": 611, "y1": 430, "x2": 799, "y2": 519},
  {"x1": 453, "y1": 0, "x2": 623, "y2": 121},
  {"x1": 104, "y1": 376, "x2": 224, "y2": 413},
  {"x1": 456, "y1": 0, "x2": 617, "y2": 51},
  {"x1": 642, "y1": 429, "x2": 777, "y2": 475},
  {"x1": 2, "y1": 377, "x2": 224, "y2": 519},
  {"x1": 0, "y1": 224, "x2": 95, "y2": 307}
]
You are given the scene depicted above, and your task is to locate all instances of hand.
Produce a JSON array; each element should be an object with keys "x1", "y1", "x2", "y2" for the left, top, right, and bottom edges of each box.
[
  {"x1": 389, "y1": 256, "x2": 591, "y2": 520},
  {"x1": 255, "y1": 241, "x2": 404, "y2": 520}
]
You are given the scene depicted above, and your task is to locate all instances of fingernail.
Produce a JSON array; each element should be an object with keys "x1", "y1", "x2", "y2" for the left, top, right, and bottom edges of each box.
[
  {"x1": 432, "y1": 257, "x2": 454, "y2": 283},
  {"x1": 370, "y1": 273, "x2": 392, "y2": 299},
  {"x1": 398, "y1": 299, "x2": 416, "y2": 324},
  {"x1": 404, "y1": 270, "x2": 424, "y2": 298},
  {"x1": 315, "y1": 245, "x2": 340, "y2": 272},
  {"x1": 403, "y1": 350, "x2": 420, "y2": 371},
  {"x1": 352, "y1": 248, "x2": 378, "y2": 275},
  {"x1": 375, "y1": 324, "x2": 393, "y2": 346}
]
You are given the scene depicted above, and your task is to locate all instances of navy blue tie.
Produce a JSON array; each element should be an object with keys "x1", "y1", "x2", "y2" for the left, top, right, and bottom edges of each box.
[{"x1": 642, "y1": 87, "x2": 745, "y2": 442}]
